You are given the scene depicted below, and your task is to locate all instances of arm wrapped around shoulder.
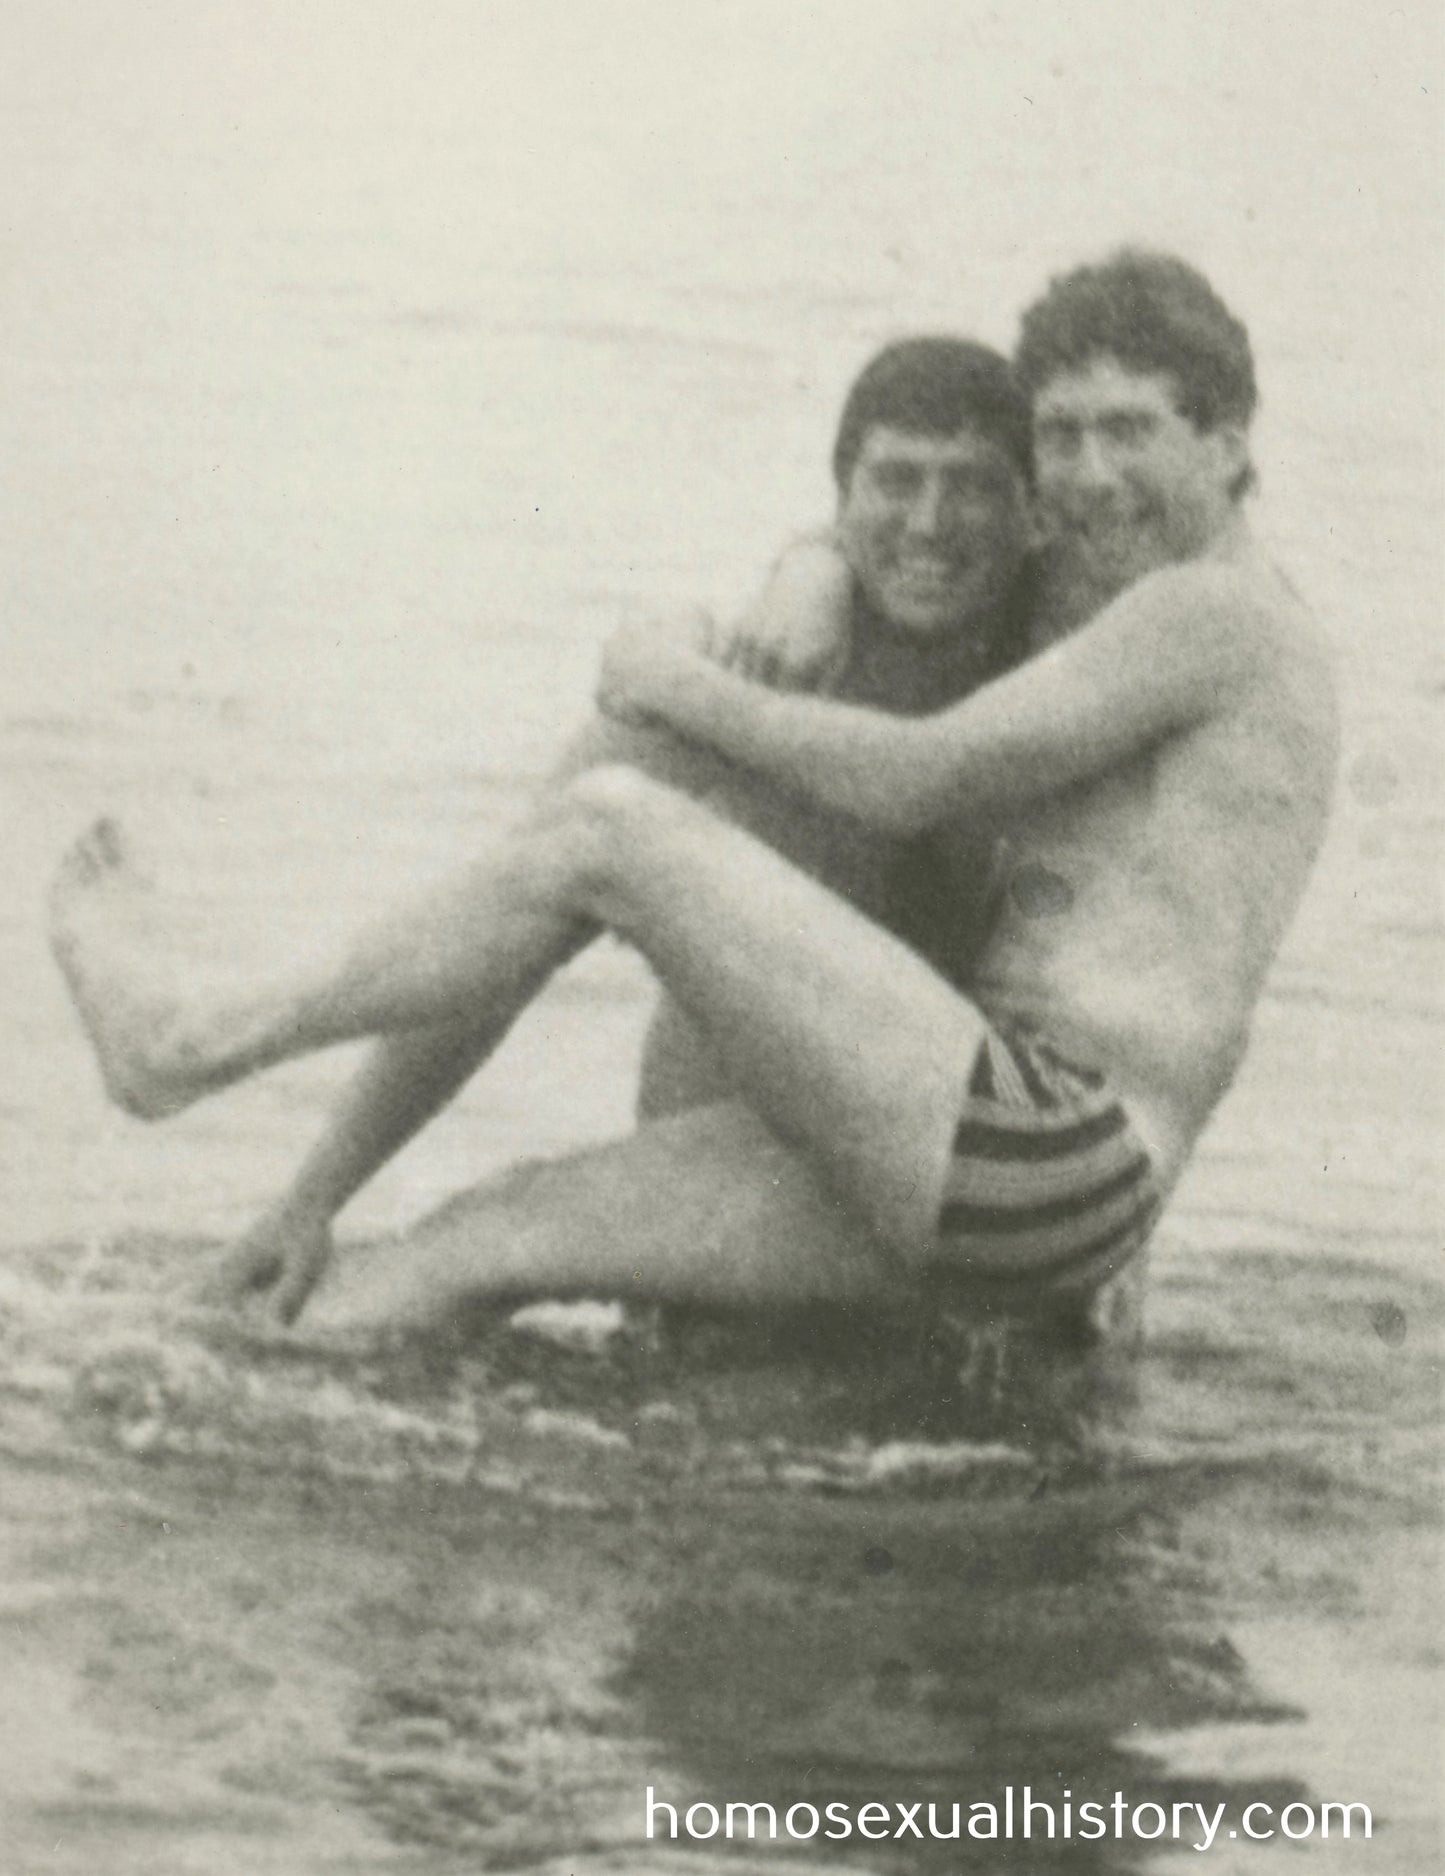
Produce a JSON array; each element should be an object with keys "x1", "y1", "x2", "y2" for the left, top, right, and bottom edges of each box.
[{"x1": 714, "y1": 534, "x2": 855, "y2": 690}]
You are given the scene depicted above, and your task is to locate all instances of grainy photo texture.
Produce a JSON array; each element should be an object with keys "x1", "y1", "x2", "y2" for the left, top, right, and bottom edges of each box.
[{"x1": 3, "y1": 3, "x2": 1440, "y2": 1871}]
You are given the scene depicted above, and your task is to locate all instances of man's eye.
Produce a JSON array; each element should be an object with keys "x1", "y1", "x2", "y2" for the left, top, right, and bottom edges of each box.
[
  {"x1": 942, "y1": 473, "x2": 997, "y2": 504},
  {"x1": 1035, "y1": 421, "x2": 1080, "y2": 453},
  {"x1": 1101, "y1": 414, "x2": 1155, "y2": 445},
  {"x1": 870, "y1": 465, "x2": 920, "y2": 497}
]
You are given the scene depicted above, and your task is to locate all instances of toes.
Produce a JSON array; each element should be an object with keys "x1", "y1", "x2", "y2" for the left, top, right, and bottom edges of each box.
[
  {"x1": 196, "y1": 1238, "x2": 282, "y2": 1308},
  {"x1": 54, "y1": 836, "x2": 100, "y2": 895},
  {"x1": 91, "y1": 816, "x2": 127, "y2": 869},
  {"x1": 81, "y1": 816, "x2": 136, "y2": 876},
  {"x1": 269, "y1": 1236, "x2": 333, "y2": 1325},
  {"x1": 52, "y1": 818, "x2": 148, "y2": 906},
  {"x1": 55, "y1": 818, "x2": 127, "y2": 892}
]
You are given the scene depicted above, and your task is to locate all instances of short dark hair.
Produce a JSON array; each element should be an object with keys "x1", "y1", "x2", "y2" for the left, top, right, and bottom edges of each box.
[
  {"x1": 832, "y1": 337, "x2": 1034, "y2": 492},
  {"x1": 1015, "y1": 250, "x2": 1257, "y2": 496}
]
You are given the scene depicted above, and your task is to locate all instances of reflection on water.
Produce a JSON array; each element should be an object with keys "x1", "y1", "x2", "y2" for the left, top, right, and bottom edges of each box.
[{"x1": 1, "y1": 1231, "x2": 1437, "y2": 1872}]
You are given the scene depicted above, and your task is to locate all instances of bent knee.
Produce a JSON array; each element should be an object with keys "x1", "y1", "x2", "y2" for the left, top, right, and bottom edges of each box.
[
  {"x1": 563, "y1": 760, "x2": 665, "y2": 820},
  {"x1": 539, "y1": 764, "x2": 700, "y2": 921},
  {"x1": 562, "y1": 714, "x2": 735, "y2": 798},
  {"x1": 562, "y1": 762, "x2": 715, "y2": 855}
]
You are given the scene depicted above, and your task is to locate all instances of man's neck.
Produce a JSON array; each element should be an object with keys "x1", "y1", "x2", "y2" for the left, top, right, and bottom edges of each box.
[
  {"x1": 841, "y1": 587, "x2": 1008, "y2": 715},
  {"x1": 1032, "y1": 509, "x2": 1253, "y2": 648}
]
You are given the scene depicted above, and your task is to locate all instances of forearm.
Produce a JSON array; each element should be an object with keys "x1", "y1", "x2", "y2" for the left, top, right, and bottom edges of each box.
[
  {"x1": 630, "y1": 561, "x2": 1270, "y2": 832},
  {"x1": 644, "y1": 655, "x2": 951, "y2": 834},
  {"x1": 720, "y1": 532, "x2": 854, "y2": 688}
]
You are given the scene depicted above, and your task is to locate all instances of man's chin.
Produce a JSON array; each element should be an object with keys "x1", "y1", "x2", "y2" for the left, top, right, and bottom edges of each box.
[
  {"x1": 1059, "y1": 523, "x2": 1169, "y2": 587},
  {"x1": 875, "y1": 583, "x2": 982, "y2": 640},
  {"x1": 882, "y1": 606, "x2": 973, "y2": 641}
]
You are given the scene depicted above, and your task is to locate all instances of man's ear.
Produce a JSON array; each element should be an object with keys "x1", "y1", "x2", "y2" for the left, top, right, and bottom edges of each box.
[{"x1": 1210, "y1": 422, "x2": 1250, "y2": 490}]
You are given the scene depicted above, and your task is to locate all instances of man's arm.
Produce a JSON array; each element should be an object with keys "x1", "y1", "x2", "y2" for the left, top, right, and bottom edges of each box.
[
  {"x1": 713, "y1": 534, "x2": 854, "y2": 689},
  {"x1": 601, "y1": 561, "x2": 1276, "y2": 835}
]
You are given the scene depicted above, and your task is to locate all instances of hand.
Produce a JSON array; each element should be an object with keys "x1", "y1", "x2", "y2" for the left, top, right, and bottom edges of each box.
[
  {"x1": 597, "y1": 605, "x2": 715, "y2": 725},
  {"x1": 716, "y1": 604, "x2": 848, "y2": 690},
  {"x1": 714, "y1": 537, "x2": 853, "y2": 691}
]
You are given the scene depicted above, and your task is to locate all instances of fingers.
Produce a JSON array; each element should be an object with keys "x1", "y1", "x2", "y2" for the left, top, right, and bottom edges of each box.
[
  {"x1": 717, "y1": 632, "x2": 767, "y2": 682},
  {"x1": 598, "y1": 604, "x2": 716, "y2": 724},
  {"x1": 717, "y1": 630, "x2": 837, "y2": 691},
  {"x1": 269, "y1": 1238, "x2": 331, "y2": 1325}
]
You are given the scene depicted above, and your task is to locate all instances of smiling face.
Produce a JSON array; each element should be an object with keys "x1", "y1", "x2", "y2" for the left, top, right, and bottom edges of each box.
[
  {"x1": 1031, "y1": 355, "x2": 1248, "y2": 587},
  {"x1": 835, "y1": 424, "x2": 1032, "y2": 641}
]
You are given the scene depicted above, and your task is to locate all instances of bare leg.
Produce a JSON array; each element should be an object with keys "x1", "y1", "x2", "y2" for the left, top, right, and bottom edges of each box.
[
  {"x1": 54, "y1": 764, "x2": 981, "y2": 1264},
  {"x1": 201, "y1": 1017, "x2": 528, "y2": 1316},
  {"x1": 201, "y1": 716, "x2": 897, "y2": 1316},
  {"x1": 307, "y1": 1102, "x2": 895, "y2": 1340},
  {"x1": 48, "y1": 718, "x2": 879, "y2": 1122},
  {"x1": 553, "y1": 767, "x2": 986, "y2": 1255},
  {"x1": 47, "y1": 808, "x2": 593, "y2": 1117},
  {"x1": 264, "y1": 761, "x2": 986, "y2": 1265}
]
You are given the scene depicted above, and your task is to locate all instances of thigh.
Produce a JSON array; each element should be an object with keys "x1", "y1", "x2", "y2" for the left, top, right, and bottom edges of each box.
[
  {"x1": 636, "y1": 994, "x2": 734, "y2": 1119},
  {"x1": 562, "y1": 712, "x2": 908, "y2": 1124},
  {"x1": 550, "y1": 710, "x2": 737, "y2": 798},
  {"x1": 555, "y1": 712, "x2": 901, "y2": 909},
  {"x1": 572, "y1": 769, "x2": 990, "y2": 1258}
]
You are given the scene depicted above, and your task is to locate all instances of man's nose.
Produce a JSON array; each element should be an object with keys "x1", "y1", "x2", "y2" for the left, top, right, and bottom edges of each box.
[
  {"x1": 904, "y1": 475, "x2": 947, "y2": 536},
  {"x1": 1072, "y1": 429, "x2": 1119, "y2": 490}
]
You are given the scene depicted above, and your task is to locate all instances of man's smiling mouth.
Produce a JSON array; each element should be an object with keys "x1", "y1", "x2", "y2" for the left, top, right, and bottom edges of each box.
[
  {"x1": 892, "y1": 555, "x2": 967, "y2": 588},
  {"x1": 1066, "y1": 503, "x2": 1158, "y2": 546}
]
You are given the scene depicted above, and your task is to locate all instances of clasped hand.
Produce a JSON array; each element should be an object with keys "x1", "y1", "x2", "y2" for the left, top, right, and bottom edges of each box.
[{"x1": 596, "y1": 606, "x2": 715, "y2": 726}]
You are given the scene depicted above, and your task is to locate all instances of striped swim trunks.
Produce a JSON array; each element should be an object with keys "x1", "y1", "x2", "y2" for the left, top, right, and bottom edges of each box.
[{"x1": 937, "y1": 1024, "x2": 1162, "y2": 1292}]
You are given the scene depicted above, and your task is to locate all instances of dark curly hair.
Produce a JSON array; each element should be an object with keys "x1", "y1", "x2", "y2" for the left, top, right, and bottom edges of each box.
[
  {"x1": 1015, "y1": 249, "x2": 1257, "y2": 496},
  {"x1": 832, "y1": 336, "x2": 1034, "y2": 493}
]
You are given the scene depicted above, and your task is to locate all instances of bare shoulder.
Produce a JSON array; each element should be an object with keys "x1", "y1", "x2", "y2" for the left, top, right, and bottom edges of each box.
[
  {"x1": 1126, "y1": 541, "x2": 1334, "y2": 697},
  {"x1": 1144, "y1": 548, "x2": 1339, "y2": 808},
  {"x1": 1134, "y1": 544, "x2": 1304, "y2": 635}
]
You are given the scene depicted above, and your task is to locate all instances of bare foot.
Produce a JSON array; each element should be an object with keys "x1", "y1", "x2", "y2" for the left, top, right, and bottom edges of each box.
[
  {"x1": 304, "y1": 1220, "x2": 480, "y2": 1342},
  {"x1": 268, "y1": 1219, "x2": 337, "y2": 1325},
  {"x1": 195, "y1": 1223, "x2": 285, "y2": 1309},
  {"x1": 48, "y1": 819, "x2": 221, "y2": 1118},
  {"x1": 198, "y1": 1207, "x2": 335, "y2": 1326}
]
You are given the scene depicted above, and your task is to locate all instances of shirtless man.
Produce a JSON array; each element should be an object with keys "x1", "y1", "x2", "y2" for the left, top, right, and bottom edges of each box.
[
  {"x1": 50, "y1": 251, "x2": 1338, "y2": 1334},
  {"x1": 593, "y1": 248, "x2": 1339, "y2": 1276},
  {"x1": 50, "y1": 338, "x2": 1037, "y2": 1323}
]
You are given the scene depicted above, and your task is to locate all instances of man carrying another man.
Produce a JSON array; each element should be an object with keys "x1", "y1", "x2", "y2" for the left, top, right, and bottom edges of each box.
[{"x1": 50, "y1": 250, "x2": 1337, "y2": 1336}]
